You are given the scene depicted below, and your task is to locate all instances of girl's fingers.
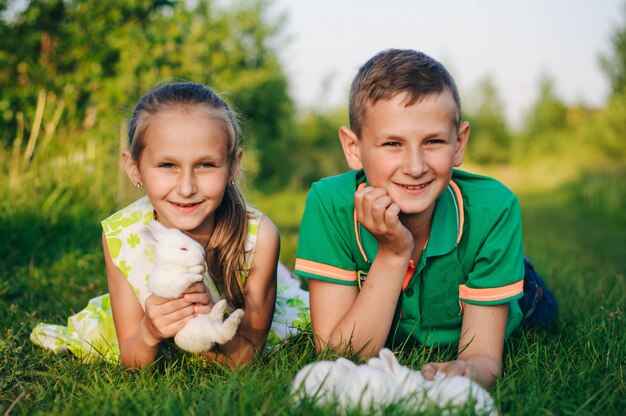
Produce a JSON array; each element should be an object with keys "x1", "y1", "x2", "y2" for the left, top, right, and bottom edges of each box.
[
  {"x1": 183, "y1": 291, "x2": 211, "y2": 305},
  {"x1": 193, "y1": 304, "x2": 212, "y2": 314},
  {"x1": 184, "y1": 282, "x2": 207, "y2": 294}
]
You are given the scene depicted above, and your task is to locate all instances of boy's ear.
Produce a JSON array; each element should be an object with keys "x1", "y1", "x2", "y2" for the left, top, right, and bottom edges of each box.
[
  {"x1": 339, "y1": 126, "x2": 363, "y2": 171},
  {"x1": 122, "y1": 150, "x2": 142, "y2": 186},
  {"x1": 453, "y1": 121, "x2": 470, "y2": 167}
]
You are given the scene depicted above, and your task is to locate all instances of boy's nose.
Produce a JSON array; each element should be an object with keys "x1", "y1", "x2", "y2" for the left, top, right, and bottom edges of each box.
[
  {"x1": 177, "y1": 170, "x2": 197, "y2": 197},
  {"x1": 403, "y1": 149, "x2": 427, "y2": 177}
]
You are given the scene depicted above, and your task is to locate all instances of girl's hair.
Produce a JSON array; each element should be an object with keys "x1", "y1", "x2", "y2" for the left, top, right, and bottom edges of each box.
[{"x1": 128, "y1": 82, "x2": 249, "y2": 308}]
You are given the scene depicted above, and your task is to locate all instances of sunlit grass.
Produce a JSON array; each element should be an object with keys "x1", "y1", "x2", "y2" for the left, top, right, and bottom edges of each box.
[{"x1": 1, "y1": 127, "x2": 625, "y2": 414}]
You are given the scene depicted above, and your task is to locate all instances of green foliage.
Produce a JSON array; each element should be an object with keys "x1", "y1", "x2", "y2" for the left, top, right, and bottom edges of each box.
[
  {"x1": 464, "y1": 77, "x2": 513, "y2": 164},
  {"x1": 0, "y1": 0, "x2": 294, "y2": 188},
  {"x1": 522, "y1": 73, "x2": 568, "y2": 140},
  {"x1": 600, "y1": 2, "x2": 626, "y2": 96},
  {"x1": 288, "y1": 108, "x2": 349, "y2": 188}
]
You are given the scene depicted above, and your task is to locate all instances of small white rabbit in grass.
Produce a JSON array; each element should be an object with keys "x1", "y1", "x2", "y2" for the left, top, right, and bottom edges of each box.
[
  {"x1": 292, "y1": 348, "x2": 497, "y2": 415},
  {"x1": 142, "y1": 220, "x2": 244, "y2": 353}
]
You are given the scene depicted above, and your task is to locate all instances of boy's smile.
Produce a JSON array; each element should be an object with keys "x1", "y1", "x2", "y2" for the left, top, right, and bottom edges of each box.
[{"x1": 341, "y1": 90, "x2": 469, "y2": 221}]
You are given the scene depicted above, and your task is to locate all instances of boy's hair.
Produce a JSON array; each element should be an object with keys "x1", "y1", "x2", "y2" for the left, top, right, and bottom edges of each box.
[
  {"x1": 128, "y1": 82, "x2": 249, "y2": 308},
  {"x1": 349, "y1": 49, "x2": 462, "y2": 136}
]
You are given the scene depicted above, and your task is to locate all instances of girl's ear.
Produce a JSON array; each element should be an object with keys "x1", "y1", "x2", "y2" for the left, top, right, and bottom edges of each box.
[
  {"x1": 339, "y1": 126, "x2": 363, "y2": 171},
  {"x1": 453, "y1": 121, "x2": 470, "y2": 167},
  {"x1": 230, "y1": 148, "x2": 243, "y2": 183},
  {"x1": 122, "y1": 150, "x2": 142, "y2": 186}
]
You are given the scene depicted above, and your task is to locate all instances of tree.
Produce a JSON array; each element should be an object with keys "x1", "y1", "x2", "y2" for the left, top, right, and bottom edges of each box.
[
  {"x1": 0, "y1": 0, "x2": 294, "y2": 189},
  {"x1": 465, "y1": 76, "x2": 512, "y2": 164},
  {"x1": 523, "y1": 73, "x2": 568, "y2": 139},
  {"x1": 600, "y1": 2, "x2": 626, "y2": 96}
]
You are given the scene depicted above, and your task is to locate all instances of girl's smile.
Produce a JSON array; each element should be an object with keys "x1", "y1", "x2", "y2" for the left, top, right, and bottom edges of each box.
[{"x1": 127, "y1": 108, "x2": 238, "y2": 241}]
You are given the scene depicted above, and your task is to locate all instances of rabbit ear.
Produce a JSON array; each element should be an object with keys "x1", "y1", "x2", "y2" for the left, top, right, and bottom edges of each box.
[{"x1": 378, "y1": 348, "x2": 402, "y2": 375}]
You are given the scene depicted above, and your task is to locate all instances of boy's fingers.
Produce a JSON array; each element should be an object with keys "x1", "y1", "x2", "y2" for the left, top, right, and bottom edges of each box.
[
  {"x1": 421, "y1": 362, "x2": 438, "y2": 380},
  {"x1": 384, "y1": 203, "x2": 401, "y2": 226},
  {"x1": 445, "y1": 360, "x2": 467, "y2": 377}
]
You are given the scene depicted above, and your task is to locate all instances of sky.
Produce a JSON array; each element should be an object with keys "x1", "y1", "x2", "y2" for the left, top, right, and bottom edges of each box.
[{"x1": 272, "y1": 0, "x2": 624, "y2": 127}]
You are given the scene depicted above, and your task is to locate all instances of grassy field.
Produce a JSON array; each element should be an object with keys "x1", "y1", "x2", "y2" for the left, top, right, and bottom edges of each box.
[{"x1": 1, "y1": 162, "x2": 625, "y2": 415}]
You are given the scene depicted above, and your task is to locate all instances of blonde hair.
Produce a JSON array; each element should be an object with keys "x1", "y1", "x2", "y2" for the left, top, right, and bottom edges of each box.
[{"x1": 128, "y1": 82, "x2": 249, "y2": 308}]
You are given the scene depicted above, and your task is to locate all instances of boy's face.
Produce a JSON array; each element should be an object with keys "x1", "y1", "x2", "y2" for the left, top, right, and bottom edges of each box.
[{"x1": 340, "y1": 90, "x2": 469, "y2": 219}]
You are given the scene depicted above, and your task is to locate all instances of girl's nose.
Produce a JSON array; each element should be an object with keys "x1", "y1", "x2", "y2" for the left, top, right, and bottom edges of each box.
[{"x1": 177, "y1": 170, "x2": 197, "y2": 197}]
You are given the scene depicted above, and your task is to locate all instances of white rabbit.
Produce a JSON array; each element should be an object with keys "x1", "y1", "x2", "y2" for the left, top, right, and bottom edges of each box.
[
  {"x1": 292, "y1": 348, "x2": 497, "y2": 415},
  {"x1": 142, "y1": 220, "x2": 244, "y2": 353}
]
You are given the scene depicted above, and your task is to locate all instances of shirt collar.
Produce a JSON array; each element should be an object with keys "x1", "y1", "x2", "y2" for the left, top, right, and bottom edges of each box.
[
  {"x1": 354, "y1": 171, "x2": 464, "y2": 262},
  {"x1": 423, "y1": 180, "x2": 464, "y2": 258}
]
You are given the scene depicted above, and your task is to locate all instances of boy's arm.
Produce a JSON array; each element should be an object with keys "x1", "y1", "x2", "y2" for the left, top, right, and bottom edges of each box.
[
  {"x1": 309, "y1": 187, "x2": 413, "y2": 356},
  {"x1": 421, "y1": 298, "x2": 509, "y2": 388}
]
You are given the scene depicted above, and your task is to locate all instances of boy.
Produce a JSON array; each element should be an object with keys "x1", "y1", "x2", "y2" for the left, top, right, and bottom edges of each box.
[{"x1": 294, "y1": 49, "x2": 555, "y2": 387}]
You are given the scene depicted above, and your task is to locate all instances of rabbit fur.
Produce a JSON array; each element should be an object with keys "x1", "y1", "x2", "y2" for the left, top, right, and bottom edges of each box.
[
  {"x1": 292, "y1": 348, "x2": 496, "y2": 415},
  {"x1": 142, "y1": 220, "x2": 244, "y2": 353}
]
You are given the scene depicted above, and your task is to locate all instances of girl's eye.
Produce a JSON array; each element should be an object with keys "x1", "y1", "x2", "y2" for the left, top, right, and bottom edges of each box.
[
  {"x1": 158, "y1": 163, "x2": 175, "y2": 168},
  {"x1": 198, "y1": 162, "x2": 216, "y2": 168},
  {"x1": 425, "y1": 139, "x2": 445, "y2": 145}
]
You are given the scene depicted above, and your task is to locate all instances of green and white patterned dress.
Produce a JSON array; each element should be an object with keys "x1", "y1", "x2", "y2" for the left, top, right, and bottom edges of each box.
[{"x1": 30, "y1": 196, "x2": 310, "y2": 362}]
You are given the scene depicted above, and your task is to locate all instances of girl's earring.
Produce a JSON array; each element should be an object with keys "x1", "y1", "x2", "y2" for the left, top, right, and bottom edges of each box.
[
  {"x1": 231, "y1": 180, "x2": 236, "y2": 186},
  {"x1": 135, "y1": 182, "x2": 142, "y2": 188}
]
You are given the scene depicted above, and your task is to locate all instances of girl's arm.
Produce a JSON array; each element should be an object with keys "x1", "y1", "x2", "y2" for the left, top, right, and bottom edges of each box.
[
  {"x1": 421, "y1": 303, "x2": 508, "y2": 388},
  {"x1": 204, "y1": 215, "x2": 279, "y2": 366},
  {"x1": 309, "y1": 187, "x2": 414, "y2": 357},
  {"x1": 103, "y1": 233, "x2": 202, "y2": 369}
]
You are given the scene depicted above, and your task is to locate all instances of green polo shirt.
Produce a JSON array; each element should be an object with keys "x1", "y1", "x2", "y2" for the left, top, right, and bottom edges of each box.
[{"x1": 295, "y1": 169, "x2": 524, "y2": 347}]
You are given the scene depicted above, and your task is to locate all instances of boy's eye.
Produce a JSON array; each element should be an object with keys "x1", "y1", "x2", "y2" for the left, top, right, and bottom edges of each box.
[
  {"x1": 158, "y1": 163, "x2": 175, "y2": 168},
  {"x1": 383, "y1": 141, "x2": 401, "y2": 147},
  {"x1": 198, "y1": 162, "x2": 217, "y2": 168},
  {"x1": 425, "y1": 139, "x2": 445, "y2": 145}
]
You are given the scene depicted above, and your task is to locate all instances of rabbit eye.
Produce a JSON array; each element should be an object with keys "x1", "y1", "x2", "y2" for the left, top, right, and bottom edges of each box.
[{"x1": 180, "y1": 247, "x2": 188, "y2": 251}]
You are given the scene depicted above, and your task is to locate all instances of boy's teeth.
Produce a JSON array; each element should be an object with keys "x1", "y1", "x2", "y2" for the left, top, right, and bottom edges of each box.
[{"x1": 404, "y1": 184, "x2": 425, "y2": 190}]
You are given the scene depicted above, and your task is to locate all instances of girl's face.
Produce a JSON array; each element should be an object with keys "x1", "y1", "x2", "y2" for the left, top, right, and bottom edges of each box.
[{"x1": 126, "y1": 108, "x2": 239, "y2": 244}]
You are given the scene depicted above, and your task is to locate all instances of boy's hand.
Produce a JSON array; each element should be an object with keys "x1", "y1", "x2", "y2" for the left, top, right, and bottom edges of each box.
[
  {"x1": 421, "y1": 360, "x2": 468, "y2": 379},
  {"x1": 354, "y1": 186, "x2": 413, "y2": 257}
]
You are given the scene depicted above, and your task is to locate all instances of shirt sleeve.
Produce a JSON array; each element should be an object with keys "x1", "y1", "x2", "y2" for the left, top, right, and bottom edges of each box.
[
  {"x1": 459, "y1": 194, "x2": 524, "y2": 305},
  {"x1": 294, "y1": 183, "x2": 358, "y2": 286}
]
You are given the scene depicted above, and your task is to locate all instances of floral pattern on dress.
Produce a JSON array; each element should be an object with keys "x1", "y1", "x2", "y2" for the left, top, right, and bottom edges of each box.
[{"x1": 30, "y1": 196, "x2": 310, "y2": 362}]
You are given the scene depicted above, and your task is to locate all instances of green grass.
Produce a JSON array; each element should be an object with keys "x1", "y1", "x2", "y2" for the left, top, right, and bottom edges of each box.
[{"x1": 1, "y1": 161, "x2": 625, "y2": 415}]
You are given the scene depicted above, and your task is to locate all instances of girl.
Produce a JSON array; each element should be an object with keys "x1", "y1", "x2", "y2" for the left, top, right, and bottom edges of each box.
[{"x1": 31, "y1": 82, "x2": 309, "y2": 367}]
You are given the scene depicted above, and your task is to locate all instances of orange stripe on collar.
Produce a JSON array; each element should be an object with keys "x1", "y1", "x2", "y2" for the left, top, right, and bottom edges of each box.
[
  {"x1": 448, "y1": 180, "x2": 464, "y2": 244},
  {"x1": 354, "y1": 182, "x2": 369, "y2": 263}
]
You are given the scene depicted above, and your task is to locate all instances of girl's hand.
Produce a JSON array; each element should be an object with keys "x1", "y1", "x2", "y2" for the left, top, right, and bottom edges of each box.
[
  {"x1": 143, "y1": 294, "x2": 197, "y2": 343},
  {"x1": 421, "y1": 360, "x2": 468, "y2": 380},
  {"x1": 354, "y1": 186, "x2": 413, "y2": 257},
  {"x1": 183, "y1": 282, "x2": 212, "y2": 314}
]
